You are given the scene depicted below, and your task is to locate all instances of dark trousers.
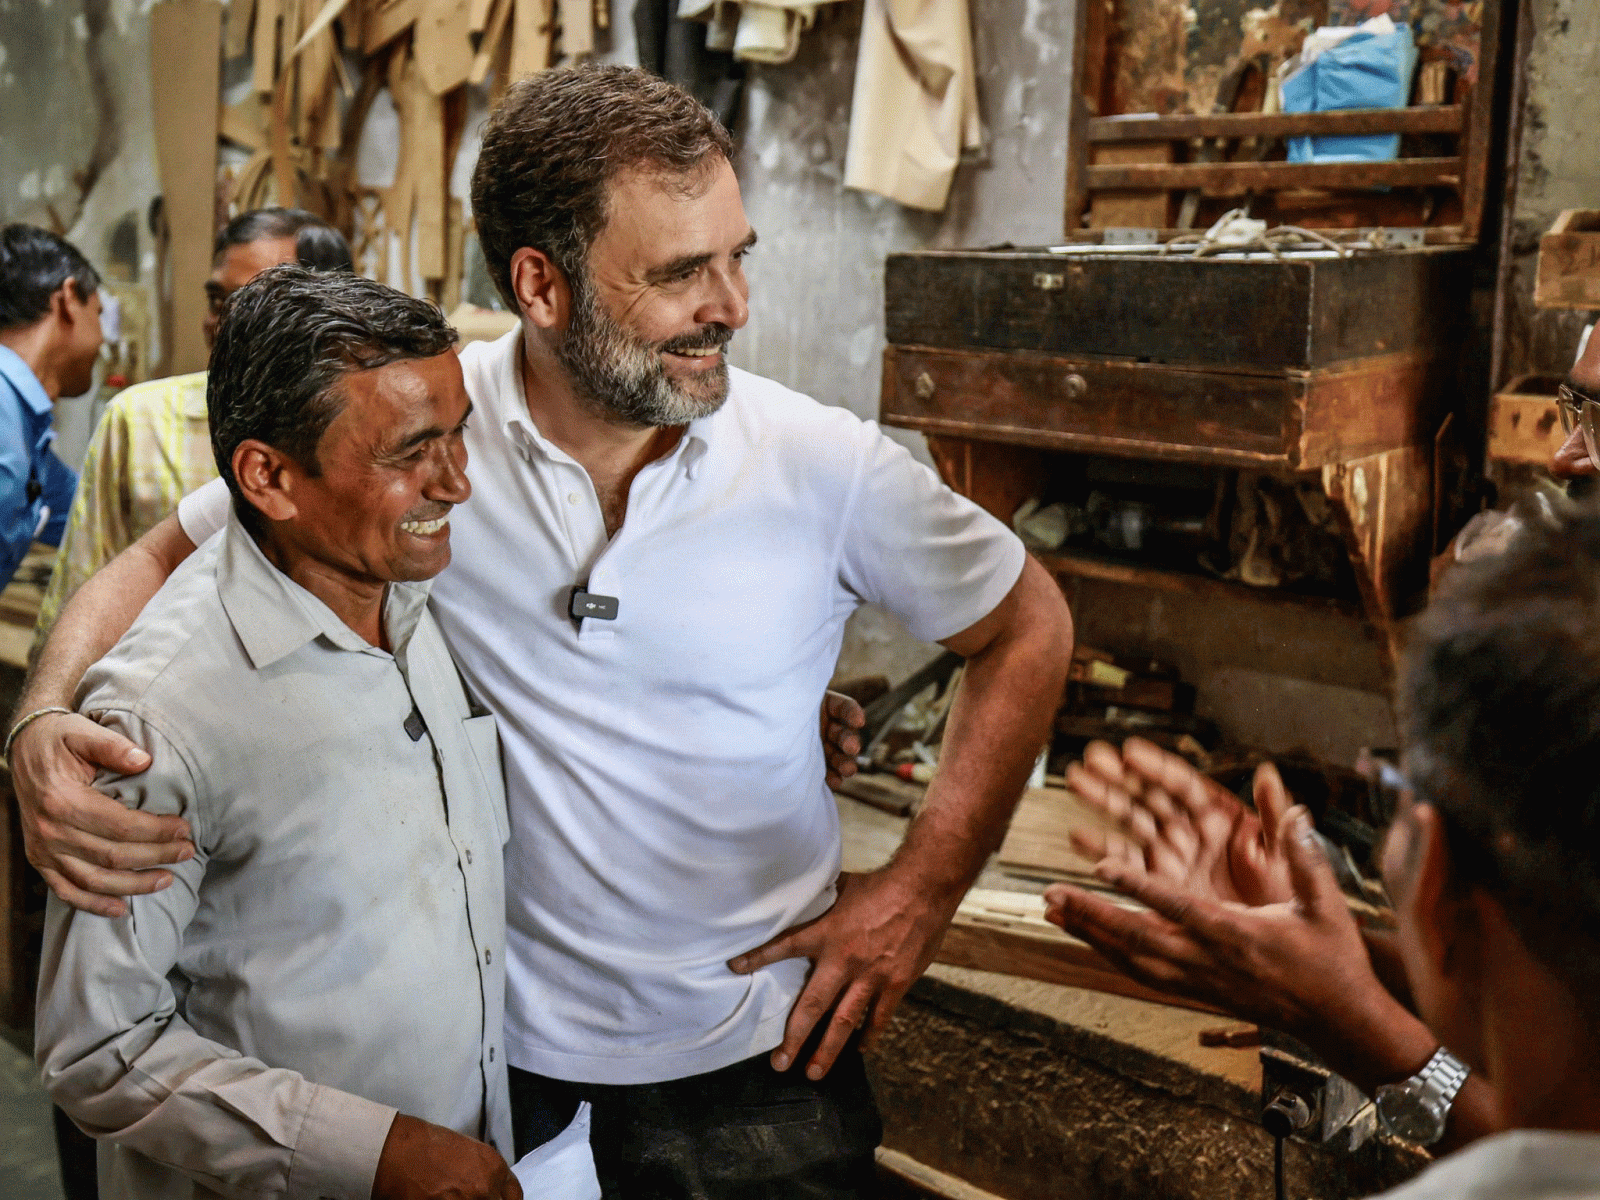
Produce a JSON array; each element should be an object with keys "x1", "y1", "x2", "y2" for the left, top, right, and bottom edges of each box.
[{"x1": 509, "y1": 1045, "x2": 882, "y2": 1199}]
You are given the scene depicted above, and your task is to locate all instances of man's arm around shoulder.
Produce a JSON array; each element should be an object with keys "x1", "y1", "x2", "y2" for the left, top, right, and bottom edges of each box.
[
  {"x1": 37, "y1": 706, "x2": 521, "y2": 1200},
  {"x1": 11, "y1": 511, "x2": 199, "y2": 915}
]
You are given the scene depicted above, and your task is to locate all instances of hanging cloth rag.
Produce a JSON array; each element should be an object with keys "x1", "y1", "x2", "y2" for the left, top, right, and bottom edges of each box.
[
  {"x1": 676, "y1": 0, "x2": 827, "y2": 65},
  {"x1": 843, "y1": 0, "x2": 982, "y2": 212}
]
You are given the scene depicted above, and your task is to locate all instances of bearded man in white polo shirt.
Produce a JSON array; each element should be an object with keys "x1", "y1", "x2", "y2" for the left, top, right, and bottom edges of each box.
[{"x1": 10, "y1": 66, "x2": 1074, "y2": 1198}]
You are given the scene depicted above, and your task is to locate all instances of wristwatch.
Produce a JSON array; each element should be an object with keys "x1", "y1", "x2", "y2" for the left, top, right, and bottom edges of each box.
[{"x1": 1374, "y1": 1047, "x2": 1471, "y2": 1145}]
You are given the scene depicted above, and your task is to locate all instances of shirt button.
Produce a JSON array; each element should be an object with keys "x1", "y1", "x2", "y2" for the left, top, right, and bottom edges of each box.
[
  {"x1": 485, "y1": 948, "x2": 493, "y2": 964},
  {"x1": 489, "y1": 1047, "x2": 495, "y2": 1061},
  {"x1": 464, "y1": 848, "x2": 473, "y2": 865},
  {"x1": 567, "y1": 492, "x2": 580, "y2": 505}
]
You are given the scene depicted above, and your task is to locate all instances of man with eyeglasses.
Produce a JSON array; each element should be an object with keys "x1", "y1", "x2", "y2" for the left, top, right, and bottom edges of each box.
[{"x1": 1553, "y1": 326, "x2": 1600, "y2": 480}]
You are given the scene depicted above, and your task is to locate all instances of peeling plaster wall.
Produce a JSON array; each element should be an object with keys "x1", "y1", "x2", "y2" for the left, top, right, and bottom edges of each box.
[
  {"x1": 0, "y1": 0, "x2": 162, "y2": 467},
  {"x1": 1499, "y1": 0, "x2": 1600, "y2": 381},
  {"x1": 726, "y1": 0, "x2": 1071, "y2": 431}
]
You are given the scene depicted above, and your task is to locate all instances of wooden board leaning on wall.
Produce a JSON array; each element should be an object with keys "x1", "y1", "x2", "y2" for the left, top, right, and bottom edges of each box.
[{"x1": 191, "y1": 0, "x2": 610, "y2": 310}]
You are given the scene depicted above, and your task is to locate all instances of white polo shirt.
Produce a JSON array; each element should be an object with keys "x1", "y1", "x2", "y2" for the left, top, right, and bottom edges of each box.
[{"x1": 180, "y1": 329, "x2": 1025, "y2": 1085}]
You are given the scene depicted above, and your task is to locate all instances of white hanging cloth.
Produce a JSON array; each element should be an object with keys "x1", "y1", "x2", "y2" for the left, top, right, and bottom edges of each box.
[{"x1": 843, "y1": 0, "x2": 983, "y2": 212}]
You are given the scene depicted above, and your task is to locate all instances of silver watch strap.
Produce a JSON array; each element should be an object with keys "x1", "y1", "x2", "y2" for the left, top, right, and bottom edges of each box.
[{"x1": 1417, "y1": 1046, "x2": 1471, "y2": 1107}]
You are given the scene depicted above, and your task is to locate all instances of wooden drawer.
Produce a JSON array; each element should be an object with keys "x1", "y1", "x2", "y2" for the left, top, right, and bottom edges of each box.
[{"x1": 882, "y1": 344, "x2": 1450, "y2": 472}]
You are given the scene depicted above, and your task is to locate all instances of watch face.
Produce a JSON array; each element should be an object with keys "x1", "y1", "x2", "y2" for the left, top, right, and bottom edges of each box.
[{"x1": 1376, "y1": 1086, "x2": 1447, "y2": 1145}]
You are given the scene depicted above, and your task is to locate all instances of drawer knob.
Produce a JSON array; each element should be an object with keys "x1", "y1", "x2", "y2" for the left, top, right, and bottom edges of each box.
[
  {"x1": 914, "y1": 371, "x2": 936, "y2": 400},
  {"x1": 1064, "y1": 372, "x2": 1088, "y2": 399}
]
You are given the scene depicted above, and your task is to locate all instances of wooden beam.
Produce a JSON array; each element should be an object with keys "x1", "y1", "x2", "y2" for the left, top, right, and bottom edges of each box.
[
  {"x1": 1458, "y1": 0, "x2": 1505, "y2": 243},
  {"x1": 1035, "y1": 551, "x2": 1363, "y2": 618},
  {"x1": 876, "y1": 1150, "x2": 1008, "y2": 1200},
  {"x1": 1084, "y1": 157, "x2": 1463, "y2": 193},
  {"x1": 937, "y1": 890, "x2": 1227, "y2": 1017},
  {"x1": 1087, "y1": 105, "x2": 1463, "y2": 143},
  {"x1": 150, "y1": 0, "x2": 223, "y2": 376}
]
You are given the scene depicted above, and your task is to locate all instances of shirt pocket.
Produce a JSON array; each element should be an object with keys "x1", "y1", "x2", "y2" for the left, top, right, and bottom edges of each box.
[{"x1": 462, "y1": 713, "x2": 509, "y2": 845}]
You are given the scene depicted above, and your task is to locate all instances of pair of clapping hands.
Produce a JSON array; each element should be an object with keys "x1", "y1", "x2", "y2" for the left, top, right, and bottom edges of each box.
[{"x1": 1043, "y1": 738, "x2": 1420, "y2": 1089}]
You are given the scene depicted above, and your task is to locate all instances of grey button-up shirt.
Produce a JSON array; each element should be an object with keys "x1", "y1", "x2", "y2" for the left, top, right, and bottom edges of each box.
[{"x1": 36, "y1": 510, "x2": 512, "y2": 1200}]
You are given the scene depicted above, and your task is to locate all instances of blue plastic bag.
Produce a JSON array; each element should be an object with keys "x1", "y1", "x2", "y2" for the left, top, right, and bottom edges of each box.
[{"x1": 1281, "y1": 24, "x2": 1419, "y2": 163}]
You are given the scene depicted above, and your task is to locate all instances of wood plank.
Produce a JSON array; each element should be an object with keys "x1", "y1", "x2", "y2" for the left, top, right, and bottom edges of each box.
[
  {"x1": 416, "y1": 0, "x2": 476, "y2": 94},
  {"x1": 1084, "y1": 157, "x2": 1463, "y2": 193},
  {"x1": 469, "y1": 0, "x2": 513, "y2": 82},
  {"x1": 1488, "y1": 383, "x2": 1565, "y2": 465},
  {"x1": 996, "y1": 786, "x2": 1105, "y2": 881},
  {"x1": 1087, "y1": 105, "x2": 1464, "y2": 143},
  {"x1": 876, "y1": 1150, "x2": 1007, "y2": 1200},
  {"x1": 1295, "y1": 351, "x2": 1456, "y2": 470},
  {"x1": 882, "y1": 344, "x2": 1297, "y2": 468},
  {"x1": 923, "y1": 436, "x2": 1052, "y2": 537},
  {"x1": 225, "y1": 0, "x2": 258, "y2": 58},
  {"x1": 937, "y1": 889, "x2": 1226, "y2": 1017},
  {"x1": 835, "y1": 773, "x2": 924, "y2": 818},
  {"x1": 1060, "y1": 0, "x2": 1101, "y2": 234},
  {"x1": 1036, "y1": 550, "x2": 1362, "y2": 618},
  {"x1": 1322, "y1": 443, "x2": 1434, "y2": 641},
  {"x1": 1457, "y1": 0, "x2": 1504, "y2": 243},
  {"x1": 362, "y1": 0, "x2": 420, "y2": 50},
  {"x1": 1535, "y1": 211, "x2": 1600, "y2": 309},
  {"x1": 151, "y1": 0, "x2": 223, "y2": 377},
  {"x1": 1087, "y1": 142, "x2": 1172, "y2": 229},
  {"x1": 557, "y1": 0, "x2": 592, "y2": 57},
  {"x1": 511, "y1": 0, "x2": 553, "y2": 78},
  {"x1": 251, "y1": 0, "x2": 279, "y2": 93}
]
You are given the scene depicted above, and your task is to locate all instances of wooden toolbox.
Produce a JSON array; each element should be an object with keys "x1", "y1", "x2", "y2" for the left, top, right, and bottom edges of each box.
[
  {"x1": 884, "y1": 247, "x2": 1471, "y2": 472},
  {"x1": 880, "y1": 0, "x2": 1506, "y2": 642}
]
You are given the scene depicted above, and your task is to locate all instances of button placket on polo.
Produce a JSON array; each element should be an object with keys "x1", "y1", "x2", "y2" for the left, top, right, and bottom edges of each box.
[{"x1": 585, "y1": 435, "x2": 695, "y2": 584}]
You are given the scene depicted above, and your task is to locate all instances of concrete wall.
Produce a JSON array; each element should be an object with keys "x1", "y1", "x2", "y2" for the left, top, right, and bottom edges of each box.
[
  {"x1": 1498, "y1": 0, "x2": 1600, "y2": 382},
  {"x1": 0, "y1": 0, "x2": 162, "y2": 466}
]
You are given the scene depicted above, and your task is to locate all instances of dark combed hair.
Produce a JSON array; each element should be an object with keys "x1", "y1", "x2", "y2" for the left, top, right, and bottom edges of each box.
[
  {"x1": 206, "y1": 265, "x2": 457, "y2": 527},
  {"x1": 0, "y1": 224, "x2": 102, "y2": 332},
  {"x1": 470, "y1": 64, "x2": 734, "y2": 307},
  {"x1": 1401, "y1": 493, "x2": 1600, "y2": 1000},
  {"x1": 213, "y1": 207, "x2": 354, "y2": 273}
]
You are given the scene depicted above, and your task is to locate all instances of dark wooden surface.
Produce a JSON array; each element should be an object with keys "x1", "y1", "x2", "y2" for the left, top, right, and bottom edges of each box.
[
  {"x1": 1458, "y1": 0, "x2": 1507, "y2": 245},
  {"x1": 1035, "y1": 549, "x2": 1362, "y2": 619},
  {"x1": 1084, "y1": 157, "x2": 1463, "y2": 194},
  {"x1": 884, "y1": 248, "x2": 1473, "y2": 371},
  {"x1": 883, "y1": 345, "x2": 1451, "y2": 472},
  {"x1": 1086, "y1": 105, "x2": 1464, "y2": 142}
]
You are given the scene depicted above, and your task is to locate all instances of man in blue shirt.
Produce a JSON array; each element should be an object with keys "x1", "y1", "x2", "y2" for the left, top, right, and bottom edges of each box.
[{"x1": 0, "y1": 225, "x2": 102, "y2": 589}]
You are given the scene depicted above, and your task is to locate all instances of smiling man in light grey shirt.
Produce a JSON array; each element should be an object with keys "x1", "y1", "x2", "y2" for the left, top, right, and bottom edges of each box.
[{"x1": 34, "y1": 267, "x2": 520, "y2": 1200}]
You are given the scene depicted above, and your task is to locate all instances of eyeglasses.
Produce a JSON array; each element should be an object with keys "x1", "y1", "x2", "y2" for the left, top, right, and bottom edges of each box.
[{"x1": 1558, "y1": 380, "x2": 1600, "y2": 466}]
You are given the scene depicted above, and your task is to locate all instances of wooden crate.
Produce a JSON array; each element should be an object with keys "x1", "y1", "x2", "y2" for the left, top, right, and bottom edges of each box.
[
  {"x1": 1535, "y1": 211, "x2": 1600, "y2": 310},
  {"x1": 1488, "y1": 374, "x2": 1566, "y2": 465},
  {"x1": 1063, "y1": 0, "x2": 1502, "y2": 239}
]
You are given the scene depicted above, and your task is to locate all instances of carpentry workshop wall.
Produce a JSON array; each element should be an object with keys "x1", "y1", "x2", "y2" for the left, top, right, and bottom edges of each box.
[{"x1": 1495, "y1": 0, "x2": 1600, "y2": 382}]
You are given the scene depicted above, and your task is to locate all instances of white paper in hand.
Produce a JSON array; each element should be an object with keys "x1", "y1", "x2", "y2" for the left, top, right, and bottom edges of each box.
[{"x1": 511, "y1": 1102, "x2": 601, "y2": 1199}]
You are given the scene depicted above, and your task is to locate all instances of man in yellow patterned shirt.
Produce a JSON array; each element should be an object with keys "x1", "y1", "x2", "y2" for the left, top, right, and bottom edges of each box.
[{"x1": 33, "y1": 209, "x2": 351, "y2": 650}]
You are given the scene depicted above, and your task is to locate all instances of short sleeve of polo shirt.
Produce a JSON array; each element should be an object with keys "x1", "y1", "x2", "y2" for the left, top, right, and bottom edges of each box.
[{"x1": 835, "y1": 428, "x2": 1027, "y2": 644}]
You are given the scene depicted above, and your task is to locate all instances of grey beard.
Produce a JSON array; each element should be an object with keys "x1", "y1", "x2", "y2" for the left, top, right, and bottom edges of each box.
[{"x1": 557, "y1": 275, "x2": 731, "y2": 428}]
